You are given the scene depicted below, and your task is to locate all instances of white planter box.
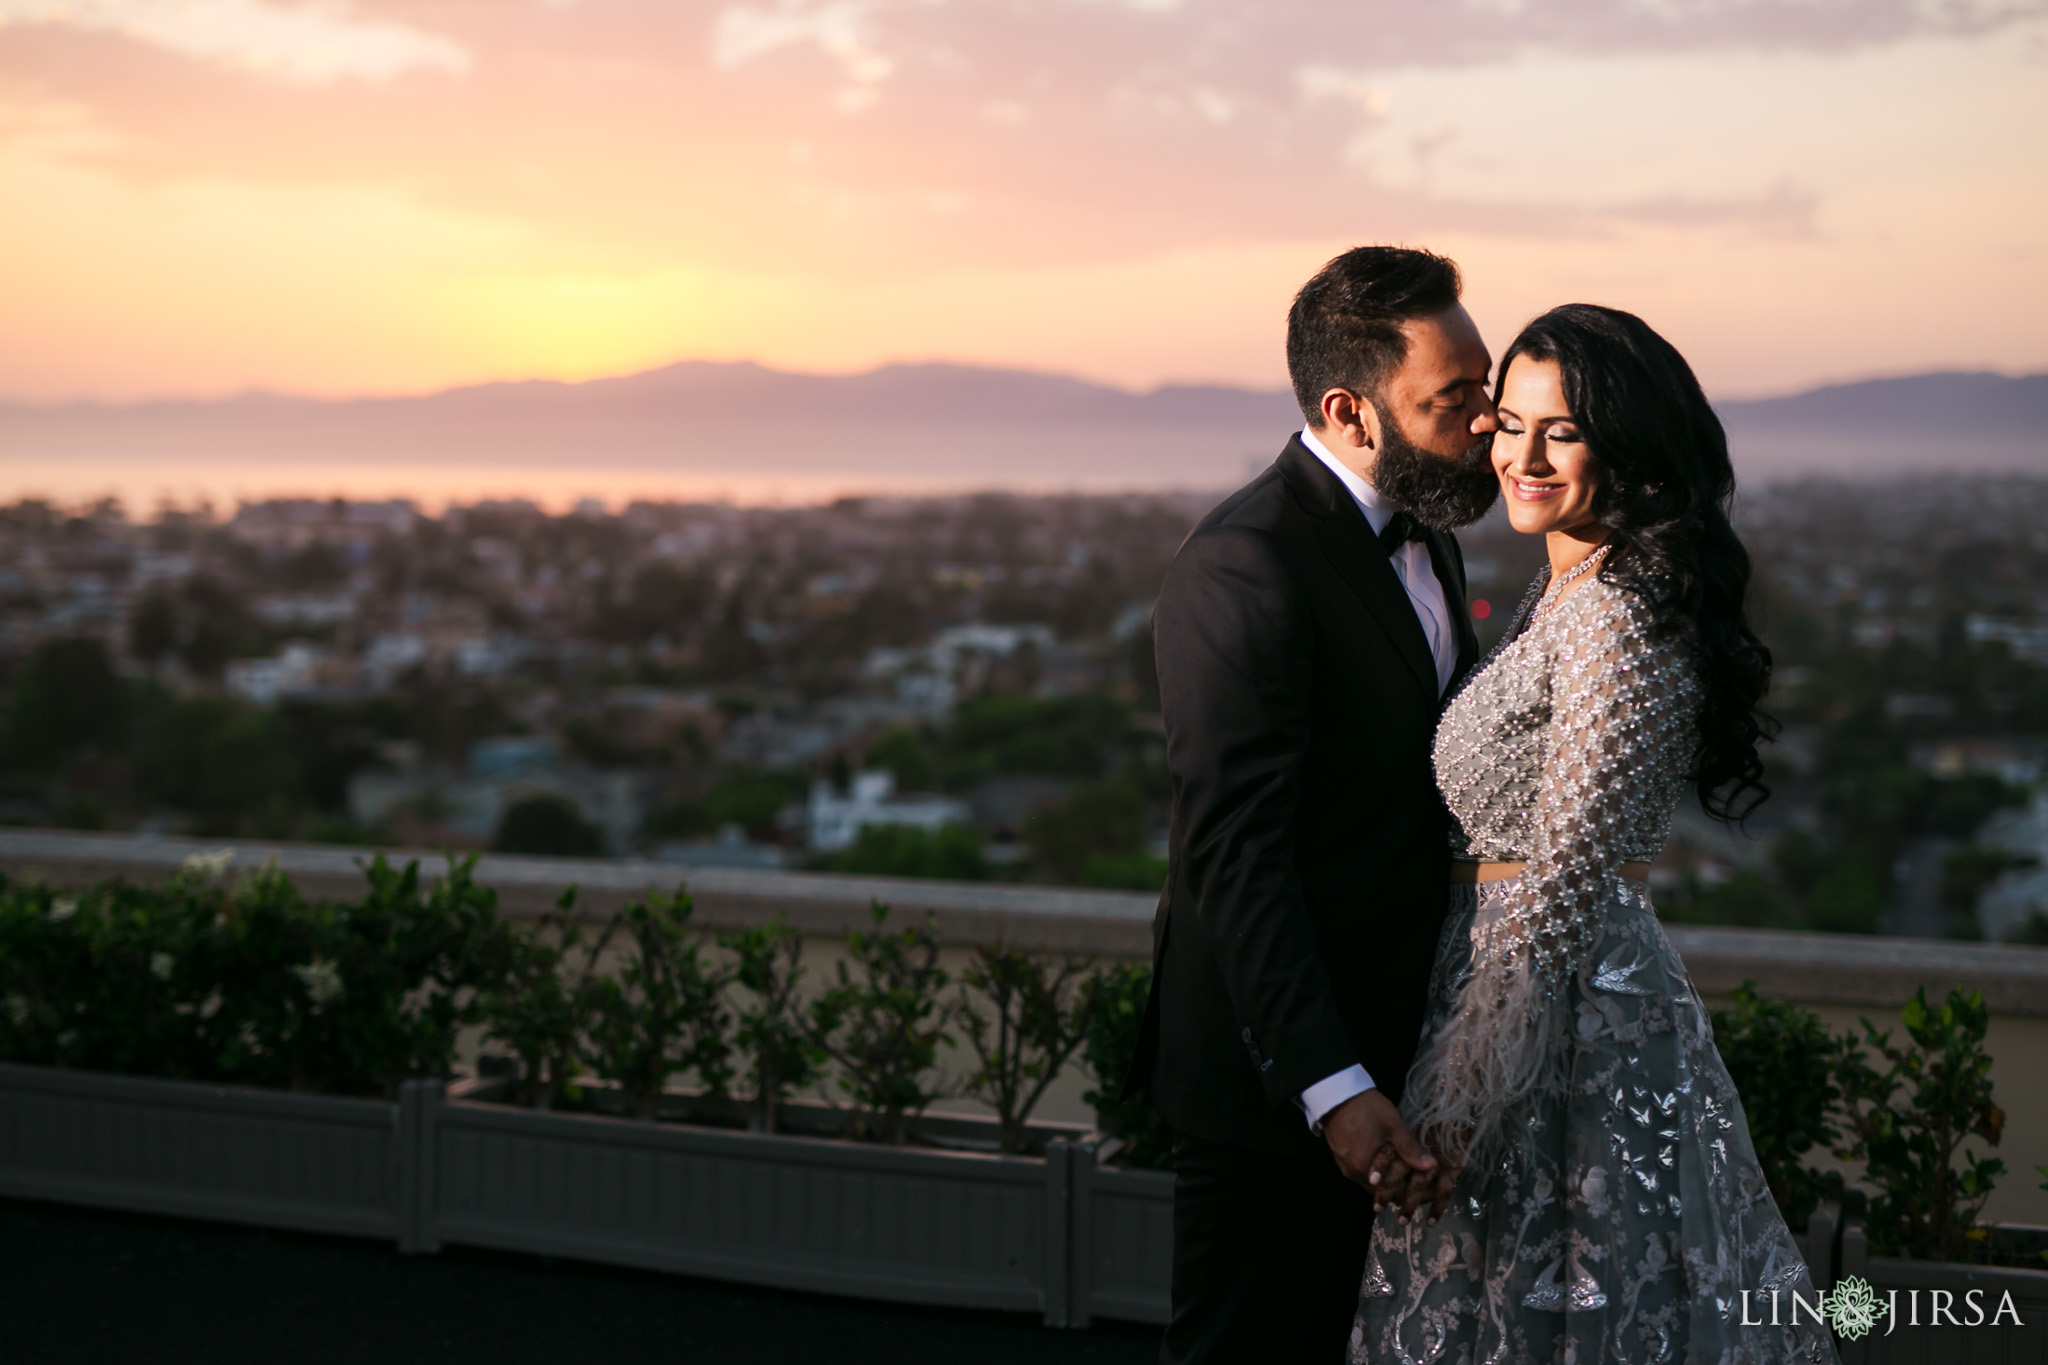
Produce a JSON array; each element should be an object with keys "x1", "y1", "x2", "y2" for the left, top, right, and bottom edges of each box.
[
  {"x1": 1069, "y1": 1140, "x2": 1173, "y2": 1327},
  {"x1": 1798, "y1": 1199, "x2": 1843, "y2": 1292},
  {"x1": 41, "y1": 1060, "x2": 1992, "y2": 1346},
  {"x1": 1835, "y1": 1217, "x2": 2048, "y2": 1362},
  {"x1": 0, "y1": 1061, "x2": 416, "y2": 1243},
  {"x1": 0, "y1": 1060, "x2": 1188, "y2": 1329},
  {"x1": 421, "y1": 1079, "x2": 1079, "y2": 1323}
]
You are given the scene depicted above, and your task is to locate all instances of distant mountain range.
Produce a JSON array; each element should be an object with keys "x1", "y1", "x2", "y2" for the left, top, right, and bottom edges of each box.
[
  {"x1": 1716, "y1": 371, "x2": 2046, "y2": 477},
  {"x1": 2, "y1": 362, "x2": 2041, "y2": 503}
]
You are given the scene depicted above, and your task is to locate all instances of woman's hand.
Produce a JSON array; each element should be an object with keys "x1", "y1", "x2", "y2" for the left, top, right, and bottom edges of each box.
[
  {"x1": 1368, "y1": 1129, "x2": 1467, "y2": 1223},
  {"x1": 1324, "y1": 1089, "x2": 1436, "y2": 1204}
]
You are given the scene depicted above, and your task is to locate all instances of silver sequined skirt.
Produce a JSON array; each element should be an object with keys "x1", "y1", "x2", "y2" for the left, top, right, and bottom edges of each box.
[{"x1": 1349, "y1": 879, "x2": 1838, "y2": 1365}]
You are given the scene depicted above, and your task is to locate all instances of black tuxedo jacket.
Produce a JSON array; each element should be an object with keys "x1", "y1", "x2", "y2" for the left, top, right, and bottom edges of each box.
[{"x1": 1127, "y1": 434, "x2": 1481, "y2": 1157}]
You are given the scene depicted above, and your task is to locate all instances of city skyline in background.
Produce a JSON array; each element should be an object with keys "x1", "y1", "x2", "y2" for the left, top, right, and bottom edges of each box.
[{"x1": 0, "y1": 0, "x2": 2043, "y2": 421}]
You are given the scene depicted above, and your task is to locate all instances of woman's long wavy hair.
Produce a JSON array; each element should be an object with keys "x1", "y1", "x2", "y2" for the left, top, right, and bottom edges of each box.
[{"x1": 1497, "y1": 304, "x2": 1776, "y2": 821}]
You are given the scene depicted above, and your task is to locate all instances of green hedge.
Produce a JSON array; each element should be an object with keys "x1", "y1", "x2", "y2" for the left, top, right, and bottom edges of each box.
[
  {"x1": 0, "y1": 854, "x2": 496, "y2": 1097},
  {"x1": 0, "y1": 859, "x2": 1163, "y2": 1162},
  {"x1": 1712, "y1": 980, "x2": 2012, "y2": 1259},
  {"x1": 0, "y1": 860, "x2": 2016, "y2": 1237}
]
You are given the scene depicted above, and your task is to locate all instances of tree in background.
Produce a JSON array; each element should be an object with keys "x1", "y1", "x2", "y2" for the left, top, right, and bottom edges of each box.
[
  {"x1": 942, "y1": 692, "x2": 1133, "y2": 789},
  {"x1": 1805, "y1": 861, "x2": 1889, "y2": 935},
  {"x1": 1942, "y1": 846, "x2": 2038, "y2": 940},
  {"x1": 390, "y1": 673, "x2": 514, "y2": 767},
  {"x1": 598, "y1": 562, "x2": 715, "y2": 646},
  {"x1": 699, "y1": 594, "x2": 767, "y2": 683},
  {"x1": 703, "y1": 771, "x2": 803, "y2": 839},
  {"x1": 864, "y1": 725, "x2": 937, "y2": 792},
  {"x1": 1124, "y1": 624, "x2": 1159, "y2": 710},
  {"x1": 276, "y1": 697, "x2": 408, "y2": 816},
  {"x1": 2, "y1": 637, "x2": 126, "y2": 779},
  {"x1": 492, "y1": 796, "x2": 604, "y2": 858},
  {"x1": 134, "y1": 694, "x2": 300, "y2": 830},
  {"x1": 0, "y1": 639, "x2": 410, "y2": 838},
  {"x1": 127, "y1": 592, "x2": 180, "y2": 673},
  {"x1": 125, "y1": 577, "x2": 268, "y2": 681},
  {"x1": 1025, "y1": 783, "x2": 1146, "y2": 885},
  {"x1": 828, "y1": 825, "x2": 989, "y2": 881}
]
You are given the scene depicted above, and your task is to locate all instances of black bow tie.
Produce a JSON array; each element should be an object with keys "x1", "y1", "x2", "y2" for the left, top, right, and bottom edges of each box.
[{"x1": 1378, "y1": 510, "x2": 1427, "y2": 554}]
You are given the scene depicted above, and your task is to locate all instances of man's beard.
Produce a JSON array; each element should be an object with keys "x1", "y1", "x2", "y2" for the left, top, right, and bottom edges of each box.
[{"x1": 1365, "y1": 399, "x2": 1499, "y2": 531}]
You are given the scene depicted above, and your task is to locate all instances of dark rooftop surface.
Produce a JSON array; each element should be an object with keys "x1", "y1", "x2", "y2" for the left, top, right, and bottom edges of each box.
[{"x1": 2, "y1": 1197, "x2": 1158, "y2": 1365}]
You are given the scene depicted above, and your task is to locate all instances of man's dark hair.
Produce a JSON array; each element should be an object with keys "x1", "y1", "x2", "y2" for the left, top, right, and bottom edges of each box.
[{"x1": 1286, "y1": 246, "x2": 1463, "y2": 426}]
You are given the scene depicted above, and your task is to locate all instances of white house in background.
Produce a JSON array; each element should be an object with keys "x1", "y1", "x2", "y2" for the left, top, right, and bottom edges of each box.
[
  {"x1": 808, "y1": 770, "x2": 971, "y2": 852},
  {"x1": 224, "y1": 643, "x2": 326, "y2": 704},
  {"x1": 132, "y1": 551, "x2": 195, "y2": 584},
  {"x1": 454, "y1": 633, "x2": 532, "y2": 677},
  {"x1": 1968, "y1": 615, "x2": 2048, "y2": 667},
  {"x1": 1109, "y1": 601, "x2": 1153, "y2": 644},
  {"x1": 254, "y1": 593, "x2": 358, "y2": 627},
  {"x1": 860, "y1": 623, "x2": 1058, "y2": 720},
  {"x1": 360, "y1": 633, "x2": 428, "y2": 688}
]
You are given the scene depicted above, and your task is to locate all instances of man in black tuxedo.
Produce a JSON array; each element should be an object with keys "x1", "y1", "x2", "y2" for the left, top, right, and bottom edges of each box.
[{"x1": 1126, "y1": 247, "x2": 1501, "y2": 1364}]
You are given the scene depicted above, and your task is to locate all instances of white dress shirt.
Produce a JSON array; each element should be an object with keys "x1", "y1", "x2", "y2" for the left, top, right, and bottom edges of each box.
[{"x1": 1293, "y1": 426, "x2": 1460, "y2": 1131}]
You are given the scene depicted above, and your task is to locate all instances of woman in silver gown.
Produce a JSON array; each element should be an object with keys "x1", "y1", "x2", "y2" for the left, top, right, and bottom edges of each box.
[{"x1": 1351, "y1": 306, "x2": 1837, "y2": 1365}]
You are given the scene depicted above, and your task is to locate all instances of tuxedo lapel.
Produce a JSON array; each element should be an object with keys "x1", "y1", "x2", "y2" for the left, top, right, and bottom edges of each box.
[
  {"x1": 1278, "y1": 438, "x2": 1438, "y2": 702},
  {"x1": 1423, "y1": 529, "x2": 1482, "y2": 690}
]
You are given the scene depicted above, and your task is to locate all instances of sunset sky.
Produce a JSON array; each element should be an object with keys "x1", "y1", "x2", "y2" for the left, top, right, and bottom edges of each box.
[{"x1": 1, "y1": 0, "x2": 2045, "y2": 405}]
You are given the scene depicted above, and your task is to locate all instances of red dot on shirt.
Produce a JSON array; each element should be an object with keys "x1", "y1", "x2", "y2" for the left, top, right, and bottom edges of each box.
[{"x1": 1472, "y1": 599, "x2": 1492, "y2": 620}]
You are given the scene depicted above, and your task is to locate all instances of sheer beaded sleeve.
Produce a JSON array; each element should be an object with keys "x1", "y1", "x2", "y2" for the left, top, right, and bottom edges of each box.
[
  {"x1": 1403, "y1": 577, "x2": 1702, "y2": 1168},
  {"x1": 1517, "y1": 587, "x2": 1698, "y2": 981}
]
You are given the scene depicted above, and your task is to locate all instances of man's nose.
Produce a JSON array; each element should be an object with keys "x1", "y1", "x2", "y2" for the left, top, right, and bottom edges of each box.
[{"x1": 1468, "y1": 398, "x2": 1499, "y2": 435}]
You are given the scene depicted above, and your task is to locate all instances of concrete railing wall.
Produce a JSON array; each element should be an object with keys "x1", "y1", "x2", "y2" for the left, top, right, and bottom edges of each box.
[
  {"x1": 6, "y1": 829, "x2": 2047, "y2": 1224},
  {"x1": 0, "y1": 830, "x2": 1155, "y2": 958}
]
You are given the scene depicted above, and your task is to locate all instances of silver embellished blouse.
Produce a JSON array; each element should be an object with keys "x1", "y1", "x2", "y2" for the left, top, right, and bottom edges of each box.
[{"x1": 1434, "y1": 570, "x2": 1702, "y2": 971}]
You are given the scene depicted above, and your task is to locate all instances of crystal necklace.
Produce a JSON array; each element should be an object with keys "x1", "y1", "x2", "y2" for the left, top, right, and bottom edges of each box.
[{"x1": 1534, "y1": 541, "x2": 1611, "y2": 618}]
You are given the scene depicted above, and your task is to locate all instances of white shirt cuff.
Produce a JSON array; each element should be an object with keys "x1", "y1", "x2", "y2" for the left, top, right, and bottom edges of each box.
[{"x1": 1298, "y1": 1064, "x2": 1376, "y2": 1133}]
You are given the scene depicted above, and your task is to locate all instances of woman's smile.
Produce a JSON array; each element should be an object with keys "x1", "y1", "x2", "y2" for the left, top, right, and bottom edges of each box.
[{"x1": 1491, "y1": 355, "x2": 1602, "y2": 542}]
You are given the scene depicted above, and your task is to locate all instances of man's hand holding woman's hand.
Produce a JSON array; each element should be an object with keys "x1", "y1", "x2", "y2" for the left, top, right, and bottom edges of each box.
[{"x1": 1322, "y1": 1088, "x2": 1459, "y2": 1223}]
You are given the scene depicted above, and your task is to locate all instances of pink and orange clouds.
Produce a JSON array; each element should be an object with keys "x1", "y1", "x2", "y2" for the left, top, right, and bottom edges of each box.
[{"x1": 1, "y1": 0, "x2": 2044, "y2": 403}]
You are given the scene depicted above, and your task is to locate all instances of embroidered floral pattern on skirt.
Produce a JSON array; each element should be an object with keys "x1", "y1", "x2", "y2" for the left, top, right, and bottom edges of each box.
[{"x1": 1349, "y1": 880, "x2": 1836, "y2": 1365}]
